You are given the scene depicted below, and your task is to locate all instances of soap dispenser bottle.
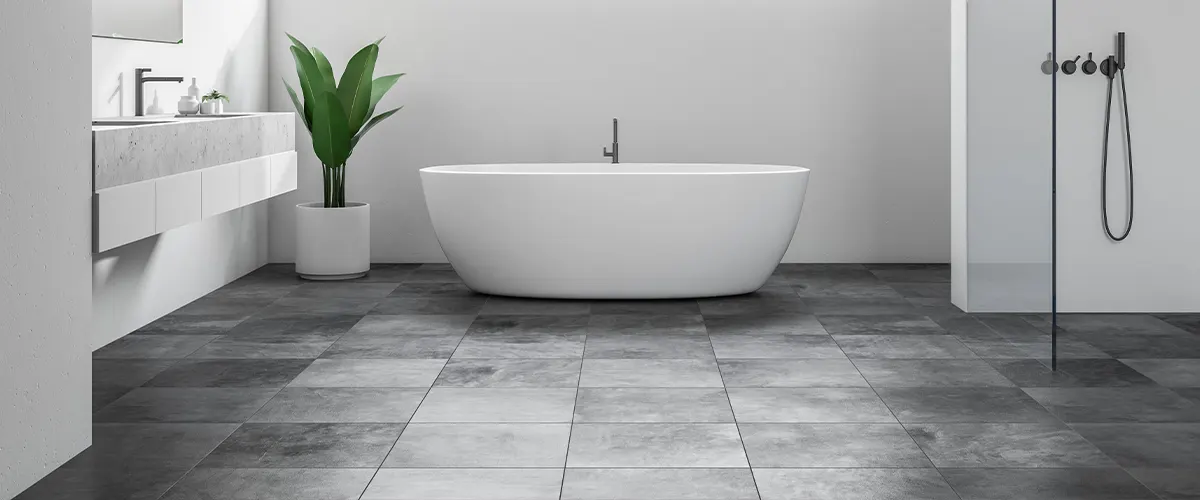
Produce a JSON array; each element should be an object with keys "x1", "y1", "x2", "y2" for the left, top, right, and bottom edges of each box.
[{"x1": 188, "y1": 78, "x2": 200, "y2": 99}]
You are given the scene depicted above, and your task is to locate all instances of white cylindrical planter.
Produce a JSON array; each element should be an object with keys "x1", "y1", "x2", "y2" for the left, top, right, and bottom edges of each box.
[{"x1": 296, "y1": 202, "x2": 370, "y2": 280}]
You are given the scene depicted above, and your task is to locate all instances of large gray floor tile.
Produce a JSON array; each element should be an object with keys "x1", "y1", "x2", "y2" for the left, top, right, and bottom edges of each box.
[
  {"x1": 726, "y1": 388, "x2": 896, "y2": 423},
  {"x1": 989, "y1": 358, "x2": 1158, "y2": 387},
  {"x1": 371, "y1": 296, "x2": 487, "y2": 315},
  {"x1": 854, "y1": 360, "x2": 1014, "y2": 387},
  {"x1": 383, "y1": 423, "x2": 570, "y2": 467},
  {"x1": 248, "y1": 387, "x2": 425, "y2": 423},
  {"x1": 143, "y1": 359, "x2": 312, "y2": 388},
  {"x1": 580, "y1": 359, "x2": 724, "y2": 387},
  {"x1": 561, "y1": 469, "x2": 758, "y2": 500},
  {"x1": 345, "y1": 314, "x2": 474, "y2": 335},
  {"x1": 411, "y1": 388, "x2": 577, "y2": 422},
  {"x1": 574, "y1": 388, "x2": 734, "y2": 423},
  {"x1": 258, "y1": 297, "x2": 380, "y2": 318},
  {"x1": 753, "y1": 468, "x2": 958, "y2": 500},
  {"x1": 288, "y1": 359, "x2": 446, "y2": 388},
  {"x1": 566, "y1": 423, "x2": 748, "y2": 467},
  {"x1": 435, "y1": 359, "x2": 581, "y2": 387},
  {"x1": 93, "y1": 388, "x2": 278, "y2": 423},
  {"x1": 199, "y1": 423, "x2": 403, "y2": 468},
  {"x1": 71, "y1": 423, "x2": 239, "y2": 469},
  {"x1": 161, "y1": 468, "x2": 374, "y2": 500},
  {"x1": 93, "y1": 359, "x2": 180, "y2": 387},
  {"x1": 697, "y1": 290, "x2": 809, "y2": 316},
  {"x1": 803, "y1": 297, "x2": 920, "y2": 316},
  {"x1": 834, "y1": 335, "x2": 977, "y2": 359},
  {"x1": 321, "y1": 334, "x2": 462, "y2": 359},
  {"x1": 585, "y1": 333, "x2": 714, "y2": 359},
  {"x1": 710, "y1": 334, "x2": 846, "y2": 359},
  {"x1": 589, "y1": 300, "x2": 701, "y2": 316},
  {"x1": 793, "y1": 280, "x2": 904, "y2": 299},
  {"x1": 13, "y1": 464, "x2": 189, "y2": 500},
  {"x1": 588, "y1": 314, "x2": 707, "y2": 335},
  {"x1": 135, "y1": 314, "x2": 244, "y2": 336},
  {"x1": 403, "y1": 264, "x2": 464, "y2": 283},
  {"x1": 867, "y1": 264, "x2": 950, "y2": 283},
  {"x1": 480, "y1": 296, "x2": 591, "y2": 316},
  {"x1": 1123, "y1": 359, "x2": 1200, "y2": 387},
  {"x1": 1078, "y1": 333, "x2": 1200, "y2": 359},
  {"x1": 467, "y1": 314, "x2": 590, "y2": 335},
  {"x1": 905, "y1": 423, "x2": 1114, "y2": 467},
  {"x1": 817, "y1": 314, "x2": 945, "y2": 335},
  {"x1": 889, "y1": 282, "x2": 951, "y2": 299},
  {"x1": 222, "y1": 315, "x2": 359, "y2": 338},
  {"x1": 454, "y1": 333, "x2": 586, "y2": 358},
  {"x1": 93, "y1": 335, "x2": 218, "y2": 359},
  {"x1": 363, "y1": 469, "x2": 562, "y2": 500},
  {"x1": 1073, "y1": 424, "x2": 1200, "y2": 467},
  {"x1": 963, "y1": 338, "x2": 1110, "y2": 359},
  {"x1": 286, "y1": 282, "x2": 399, "y2": 299},
  {"x1": 187, "y1": 334, "x2": 338, "y2": 359},
  {"x1": 877, "y1": 387, "x2": 1057, "y2": 423},
  {"x1": 1058, "y1": 314, "x2": 1191, "y2": 336},
  {"x1": 719, "y1": 359, "x2": 869, "y2": 387},
  {"x1": 172, "y1": 297, "x2": 274, "y2": 319},
  {"x1": 1127, "y1": 468, "x2": 1200, "y2": 500},
  {"x1": 1024, "y1": 387, "x2": 1200, "y2": 423},
  {"x1": 941, "y1": 468, "x2": 1158, "y2": 500},
  {"x1": 388, "y1": 282, "x2": 476, "y2": 298},
  {"x1": 740, "y1": 423, "x2": 931, "y2": 467},
  {"x1": 703, "y1": 314, "x2": 827, "y2": 335}
]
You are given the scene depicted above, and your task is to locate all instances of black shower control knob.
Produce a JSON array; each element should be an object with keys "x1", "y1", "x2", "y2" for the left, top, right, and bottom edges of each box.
[
  {"x1": 1041, "y1": 53, "x2": 1059, "y2": 75},
  {"x1": 1062, "y1": 55, "x2": 1081, "y2": 75},
  {"x1": 1082, "y1": 52, "x2": 1098, "y2": 75}
]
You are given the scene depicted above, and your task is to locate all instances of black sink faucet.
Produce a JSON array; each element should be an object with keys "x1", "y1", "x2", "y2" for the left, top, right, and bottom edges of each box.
[{"x1": 134, "y1": 68, "x2": 184, "y2": 116}]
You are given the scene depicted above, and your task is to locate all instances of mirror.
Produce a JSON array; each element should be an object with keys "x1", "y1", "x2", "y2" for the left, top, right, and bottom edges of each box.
[{"x1": 93, "y1": 0, "x2": 183, "y2": 44}]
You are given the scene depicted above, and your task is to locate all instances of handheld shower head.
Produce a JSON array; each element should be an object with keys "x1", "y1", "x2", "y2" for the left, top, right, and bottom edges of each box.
[{"x1": 1117, "y1": 32, "x2": 1126, "y2": 70}]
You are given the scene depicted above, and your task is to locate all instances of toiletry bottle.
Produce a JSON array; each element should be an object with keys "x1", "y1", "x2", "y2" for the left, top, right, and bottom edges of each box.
[
  {"x1": 147, "y1": 91, "x2": 164, "y2": 115},
  {"x1": 188, "y1": 78, "x2": 200, "y2": 99}
]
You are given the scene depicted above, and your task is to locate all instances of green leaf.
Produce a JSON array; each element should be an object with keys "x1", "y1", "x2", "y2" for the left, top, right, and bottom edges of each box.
[
  {"x1": 282, "y1": 79, "x2": 310, "y2": 133},
  {"x1": 310, "y1": 92, "x2": 335, "y2": 167},
  {"x1": 337, "y1": 43, "x2": 379, "y2": 135},
  {"x1": 367, "y1": 73, "x2": 404, "y2": 120},
  {"x1": 321, "y1": 92, "x2": 353, "y2": 167},
  {"x1": 290, "y1": 45, "x2": 327, "y2": 128},
  {"x1": 311, "y1": 48, "x2": 338, "y2": 92},
  {"x1": 374, "y1": 36, "x2": 386, "y2": 46},
  {"x1": 286, "y1": 32, "x2": 309, "y2": 53},
  {"x1": 352, "y1": 106, "x2": 401, "y2": 149}
]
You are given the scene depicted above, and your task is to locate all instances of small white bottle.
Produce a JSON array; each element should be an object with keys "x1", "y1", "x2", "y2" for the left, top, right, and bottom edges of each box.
[{"x1": 188, "y1": 78, "x2": 200, "y2": 99}]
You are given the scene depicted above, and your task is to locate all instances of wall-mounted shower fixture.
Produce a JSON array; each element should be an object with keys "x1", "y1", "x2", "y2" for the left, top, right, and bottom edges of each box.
[
  {"x1": 602, "y1": 117, "x2": 619, "y2": 164},
  {"x1": 1082, "y1": 53, "x2": 1098, "y2": 75},
  {"x1": 1099, "y1": 32, "x2": 1134, "y2": 241},
  {"x1": 1062, "y1": 56, "x2": 1081, "y2": 75}
]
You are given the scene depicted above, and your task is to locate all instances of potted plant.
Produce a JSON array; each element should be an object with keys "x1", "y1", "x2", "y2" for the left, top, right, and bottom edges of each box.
[
  {"x1": 284, "y1": 34, "x2": 403, "y2": 280},
  {"x1": 200, "y1": 90, "x2": 229, "y2": 114}
]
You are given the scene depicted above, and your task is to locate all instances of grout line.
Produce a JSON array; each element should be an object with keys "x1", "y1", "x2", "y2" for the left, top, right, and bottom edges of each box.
[
  {"x1": 709, "y1": 328, "x2": 765, "y2": 500},
  {"x1": 352, "y1": 316, "x2": 468, "y2": 500},
  {"x1": 559, "y1": 326, "x2": 588, "y2": 499}
]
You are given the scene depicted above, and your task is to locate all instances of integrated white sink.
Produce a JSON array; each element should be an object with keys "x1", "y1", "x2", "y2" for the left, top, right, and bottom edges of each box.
[
  {"x1": 173, "y1": 113, "x2": 251, "y2": 119},
  {"x1": 92, "y1": 120, "x2": 173, "y2": 126}
]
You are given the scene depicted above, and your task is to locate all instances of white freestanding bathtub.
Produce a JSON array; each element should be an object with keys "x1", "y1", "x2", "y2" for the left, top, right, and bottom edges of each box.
[{"x1": 420, "y1": 163, "x2": 810, "y2": 299}]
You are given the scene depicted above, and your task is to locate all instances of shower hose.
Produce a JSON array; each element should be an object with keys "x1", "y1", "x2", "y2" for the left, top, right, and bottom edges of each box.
[{"x1": 1101, "y1": 62, "x2": 1134, "y2": 241}]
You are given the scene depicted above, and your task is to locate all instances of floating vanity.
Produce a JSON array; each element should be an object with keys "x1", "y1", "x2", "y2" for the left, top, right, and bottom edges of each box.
[{"x1": 91, "y1": 112, "x2": 297, "y2": 252}]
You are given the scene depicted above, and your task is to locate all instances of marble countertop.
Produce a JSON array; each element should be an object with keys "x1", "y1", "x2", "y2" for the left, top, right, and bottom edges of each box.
[{"x1": 93, "y1": 112, "x2": 296, "y2": 190}]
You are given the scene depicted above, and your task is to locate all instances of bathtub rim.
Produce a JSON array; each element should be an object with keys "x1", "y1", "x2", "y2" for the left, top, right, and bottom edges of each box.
[{"x1": 420, "y1": 163, "x2": 810, "y2": 176}]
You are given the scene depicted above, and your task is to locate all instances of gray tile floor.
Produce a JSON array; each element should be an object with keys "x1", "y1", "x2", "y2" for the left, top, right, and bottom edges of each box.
[{"x1": 17, "y1": 263, "x2": 1200, "y2": 499}]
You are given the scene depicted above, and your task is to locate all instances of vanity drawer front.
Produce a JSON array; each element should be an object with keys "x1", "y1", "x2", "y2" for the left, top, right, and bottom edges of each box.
[
  {"x1": 155, "y1": 171, "x2": 202, "y2": 233},
  {"x1": 95, "y1": 180, "x2": 156, "y2": 253},
  {"x1": 240, "y1": 156, "x2": 273, "y2": 205},
  {"x1": 270, "y1": 151, "x2": 298, "y2": 196},
  {"x1": 201, "y1": 162, "x2": 242, "y2": 218}
]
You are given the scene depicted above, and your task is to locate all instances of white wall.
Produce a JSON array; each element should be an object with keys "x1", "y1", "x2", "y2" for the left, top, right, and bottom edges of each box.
[
  {"x1": 1056, "y1": 0, "x2": 1200, "y2": 312},
  {"x1": 267, "y1": 0, "x2": 952, "y2": 264},
  {"x1": 91, "y1": 0, "x2": 271, "y2": 349},
  {"x1": 0, "y1": 0, "x2": 93, "y2": 497}
]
